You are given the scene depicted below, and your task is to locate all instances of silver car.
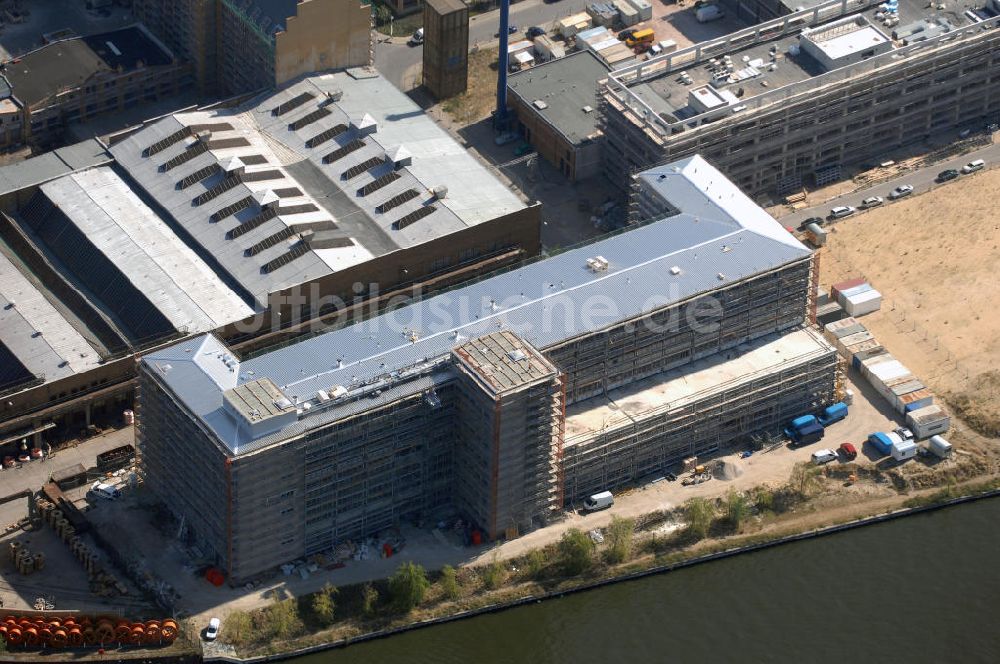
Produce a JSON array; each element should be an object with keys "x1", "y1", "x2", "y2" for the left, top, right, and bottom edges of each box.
[
  {"x1": 829, "y1": 205, "x2": 855, "y2": 219},
  {"x1": 888, "y1": 184, "x2": 913, "y2": 199},
  {"x1": 860, "y1": 196, "x2": 883, "y2": 209}
]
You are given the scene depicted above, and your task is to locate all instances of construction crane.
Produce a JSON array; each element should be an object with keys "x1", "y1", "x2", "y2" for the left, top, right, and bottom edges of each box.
[{"x1": 494, "y1": 0, "x2": 512, "y2": 131}]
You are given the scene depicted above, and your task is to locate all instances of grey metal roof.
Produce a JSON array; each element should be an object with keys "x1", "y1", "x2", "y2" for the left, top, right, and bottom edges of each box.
[
  {"x1": 109, "y1": 72, "x2": 523, "y2": 307},
  {"x1": 0, "y1": 139, "x2": 111, "y2": 196},
  {"x1": 0, "y1": 249, "x2": 103, "y2": 385},
  {"x1": 40, "y1": 168, "x2": 254, "y2": 332},
  {"x1": 508, "y1": 50, "x2": 611, "y2": 145},
  {"x1": 142, "y1": 155, "x2": 810, "y2": 455}
]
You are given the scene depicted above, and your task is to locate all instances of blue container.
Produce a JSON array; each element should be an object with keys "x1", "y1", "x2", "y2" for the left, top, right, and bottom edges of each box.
[{"x1": 790, "y1": 414, "x2": 818, "y2": 431}]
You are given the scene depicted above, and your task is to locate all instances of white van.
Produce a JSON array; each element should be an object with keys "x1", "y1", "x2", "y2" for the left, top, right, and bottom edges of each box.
[
  {"x1": 90, "y1": 481, "x2": 121, "y2": 500},
  {"x1": 961, "y1": 159, "x2": 985, "y2": 174},
  {"x1": 811, "y1": 449, "x2": 838, "y2": 465},
  {"x1": 583, "y1": 491, "x2": 614, "y2": 512}
]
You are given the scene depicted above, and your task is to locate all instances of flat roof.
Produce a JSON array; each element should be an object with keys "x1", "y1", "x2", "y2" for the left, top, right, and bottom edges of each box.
[
  {"x1": 616, "y1": 0, "x2": 969, "y2": 122},
  {"x1": 805, "y1": 20, "x2": 890, "y2": 62},
  {"x1": 7, "y1": 26, "x2": 172, "y2": 107},
  {"x1": 425, "y1": 0, "x2": 468, "y2": 14},
  {"x1": 565, "y1": 326, "x2": 833, "y2": 442},
  {"x1": 0, "y1": 138, "x2": 111, "y2": 195},
  {"x1": 142, "y1": 155, "x2": 810, "y2": 455},
  {"x1": 453, "y1": 331, "x2": 557, "y2": 396},
  {"x1": 509, "y1": 50, "x2": 611, "y2": 146},
  {"x1": 110, "y1": 71, "x2": 524, "y2": 307},
  {"x1": 0, "y1": 248, "x2": 103, "y2": 387}
]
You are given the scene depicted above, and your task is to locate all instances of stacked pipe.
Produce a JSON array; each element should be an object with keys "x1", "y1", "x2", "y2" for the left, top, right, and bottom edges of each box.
[
  {"x1": 34, "y1": 498, "x2": 126, "y2": 594},
  {"x1": 9, "y1": 541, "x2": 42, "y2": 575},
  {"x1": 0, "y1": 615, "x2": 179, "y2": 649}
]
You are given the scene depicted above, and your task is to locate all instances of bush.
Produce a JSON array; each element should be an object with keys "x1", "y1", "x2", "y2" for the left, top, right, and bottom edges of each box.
[
  {"x1": 222, "y1": 610, "x2": 253, "y2": 646},
  {"x1": 604, "y1": 516, "x2": 636, "y2": 564},
  {"x1": 684, "y1": 497, "x2": 715, "y2": 540},
  {"x1": 310, "y1": 583, "x2": 338, "y2": 627},
  {"x1": 361, "y1": 583, "x2": 379, "y2": 617},
  {"x1": 262, "y1": 597, "x2": 302, "y2": 640},
  {"x1": 522, "y1": 548, "x2": 547, "y2": 579},
  {"x1": 482, "y1": 554, "x2": 506, "y2": 590},
  {"x1": 388, "y1": 561, "x2": 430, "y2": 613},
  {"x1": 558, "y1": 528, "x2": 595, "y2": 575},
  {"x1": 723, "y1": 489, "x2": 750, "y2": 531},
  {"x1": 439, "y1": 564, "x2": 461, "y2": 600},
  {"x1": 790, "y1": 462, "x2": 823, "y2": 497},
  {"x1": 751, "y1": 486, "x2": 775, "y2": 513}
]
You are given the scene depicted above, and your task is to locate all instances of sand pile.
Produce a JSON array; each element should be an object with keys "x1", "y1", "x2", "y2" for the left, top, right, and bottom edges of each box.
[{"x1": 716, "y1": 460, "x2": 744, "y2": 481}]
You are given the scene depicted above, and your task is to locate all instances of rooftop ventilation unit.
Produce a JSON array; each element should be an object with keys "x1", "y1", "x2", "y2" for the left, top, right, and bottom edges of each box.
[
  {"x1": 385, "y1": 145, "x2": 412, "y2": 169},
  {"x1": 431, "y1": 185, "x2": 448, "y2": 200},
  {"x1": 253, "y1": 189, "x2": 280, "y2": 209},
  {"x1": 321, "y1": 89, "x2": 344, "y2": 105},
  {"x1": 221, "y1": 156, "x2": 246, "y2": 177},
  {"x1": 670, "y1": 266, "x2": 681, "y2": 275},
  {"x1": 533, "y1": 99, "x2": 549, "y2": 110},
  {"x1": 586, "y1": 256, "x2": 609, "y2": 272},
  {"x1": 350, "y1": 113, "x2": 378, "y2": 136}
]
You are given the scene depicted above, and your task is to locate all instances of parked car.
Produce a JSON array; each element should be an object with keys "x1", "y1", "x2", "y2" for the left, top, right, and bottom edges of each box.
[
  {"x1": 828, "y1": 206, "x2": 855, "y2": 220},
  {"x1": 936, "y1": 169, "x2": 959, "y2": 182},
  {"x1": 665, "y1": 472, "x2": 678, "y2": 482},
  {"x1": 839, "y1": 442, "x2": 858, "y2": 460},
  {"x1": 811, "y1": 449, "x2": 838, "y2": 465},
  {"x1": 961, "y1": 158, "x2": 985, "y2": 174},
  {"x1": 408, "y1": 28, "x2": 424, "y2": 46},
  {"x1": 888, "y1": 184, "x2": 913, "y2": 199},
  {"x1": 495, "y1": 25, "x2": 518, "y2": 37},
  {"x1": 205, "y1": 617, "x2": 221, "y2": 641},
  {"x1": 860, "y1": 196, "x2": 883, "y2": 209},
  {"x1": 89, "y1": 481, "x2": 121, "y2": 500},
  {"x1": 526, "y1": 26, "x2": 546, "y2": 39}
]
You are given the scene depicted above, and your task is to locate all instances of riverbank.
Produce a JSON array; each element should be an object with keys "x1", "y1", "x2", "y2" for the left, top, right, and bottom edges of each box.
[{"x1": 205, "y1": 469, "x2": 1000, "y2": 663}]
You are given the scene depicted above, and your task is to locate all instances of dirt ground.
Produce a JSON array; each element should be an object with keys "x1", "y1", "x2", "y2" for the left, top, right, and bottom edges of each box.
[{"x1": 818, "y1": 170, "x2": 1000, "y2": 408}]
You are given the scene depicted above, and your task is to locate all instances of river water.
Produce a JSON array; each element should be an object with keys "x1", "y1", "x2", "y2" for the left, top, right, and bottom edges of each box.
[{"x1": 297, "y1": 499, "x2": 1000, "y2": 664}]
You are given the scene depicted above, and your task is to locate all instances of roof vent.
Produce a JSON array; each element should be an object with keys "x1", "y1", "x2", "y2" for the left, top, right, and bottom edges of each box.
[
  {"x1": 4, "y1": 300, "x2": 14, "y2": 309},
  {"x1": 670, "y1": 266, "x2": 681, "y2": 275},
  {"x1": 586, "y1": 256, "x2": 609, "y2": 272},
  {"x1": 322, "y1": 89, "x2": 344, "y2": 105},
  {"x1": 330, "y1": 385, "x2": 348, "y2": 399},
  {"x1": 432, "y1": 185, "x2": 448, "y2": 200},
  {"x1": 316, "y1": 389, "x2": 330, "y2": 402},
  {"x1": 222, "y1": 156, "x2": 245, "y2": 177},
  {"x1": 253, "y1": 188, "x2": 279, "y2": 208},
  {"x1": 507, "y1": 350, "x2": 527, "y2": 362},
  {"x1": 195, "y1": 129, "x2": 212, "y2": 143},
  {"x1": 385, "y1": 145, "x2": 412, "y2": 169},
  {"x1": 582, "y1": 105, "x2": 594, "y2": 113},
  {"x1": 533, "y1": 99, "x2": 549, "y2": 110},
  {"x1": 722, "y1": 244, "x2": 732, "y2": 253},
  {"x1": 350, "y1": 113, "x2": 378, "y2": 136},
  {"x1": 717, "y1": 272, "x2": 726, "y2": 280}
]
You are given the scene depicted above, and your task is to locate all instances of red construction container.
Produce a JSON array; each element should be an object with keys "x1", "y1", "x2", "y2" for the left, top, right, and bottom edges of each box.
[{"x1": 831, "y1": 277, "x2": 867, "y2": 302}]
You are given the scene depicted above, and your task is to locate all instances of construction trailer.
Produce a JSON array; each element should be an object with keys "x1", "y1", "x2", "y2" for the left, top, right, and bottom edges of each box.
[
  {"x1": 136, "y1": 154, "x2": 835, "y2": 583},
  {"x1": 600, "y1": 0, "x2": 1000, "y2": 195}
]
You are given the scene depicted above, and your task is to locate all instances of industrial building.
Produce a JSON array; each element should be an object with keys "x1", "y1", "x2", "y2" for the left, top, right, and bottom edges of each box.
[
  {"x1": 137, "y1": 154, "x2": 837, "y2": 583},
  {"x1": 422, "y1": 0, "x2": 470, "y2": 100},
  {"x1": 0, "y1": 71, "x2": 537, "y2": 457},
  {"x1": 1, "y1": 26, "x2": 186, "y2": 149},
  {"x1": 601, "y1": 0, "x2": 1000, "y2": 195},
  {"x1": 508, "y1": 51, "x2": 611, "y2": 180},
  {"x1": 133, "y1": 0, "x2": 372, "y2": 97}
]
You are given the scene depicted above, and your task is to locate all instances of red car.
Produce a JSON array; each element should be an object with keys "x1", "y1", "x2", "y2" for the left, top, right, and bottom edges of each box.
[{"x1": 839, "y1": 442, "x2": 858, "y2": 460}]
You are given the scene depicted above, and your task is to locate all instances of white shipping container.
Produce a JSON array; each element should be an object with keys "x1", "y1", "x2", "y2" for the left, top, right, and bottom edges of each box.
[
  {"x1": 577, "y1": 26, "x2": 609, "y2": 42},
  {"x1": 844, "y1": 288, "x2": 882, "y2": 317},
  {"x1": 891, "y1": 439, "x2": 918, "y2": 462},
  {"x1": 533, "y1": 35, "x2": 565, "y2": 60},
  {"x1": 625, "y1": 0, "x2": 653, "y2": 21},
  {"x1": 906, "y1": 405, "x2": 951, "y2": 439},
  {"x1": 614, "y1": 0, "x2": 640, "y2": 26},
  {"x1": 928, "y1": 435, "x2": 953, "y2": 459},
  {"x1": 836, "y1": 283, "x2": 872, "y2": 307},
  {"x1": 836, "y1": 330, "x2": 873, "y2": 356},
  {"x1": 860, "y1": 353, "x2": 895, "y2": 379},
  {"x1": 869, "y1": 359, "x2": 910, "y2": 383},
  {"x1": 508, "y1": 39, "x2": 534, "y2": 55},
  {"x1": 589, "y1": 37, "x2": 621, "y2": 52},
  {"x1": 559, "y1": 13, "x2": 593, "y2": 37}
]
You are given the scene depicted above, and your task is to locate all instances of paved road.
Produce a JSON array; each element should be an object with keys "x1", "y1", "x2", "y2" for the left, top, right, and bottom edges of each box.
[
  {"x1": 375, "y1": 0, "x2": 593, "y2": 89},
  {"x1": 778, "y1": 137, "x2": 999, "y2": 229}
]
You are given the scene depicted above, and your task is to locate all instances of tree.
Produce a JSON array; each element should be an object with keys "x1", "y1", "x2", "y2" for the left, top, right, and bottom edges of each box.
[
  {"x1": 525, "y1": 549, "x2": 547, "y2": 578},
  {"x1": 684, "y1": 497, "x2": 715, "y2": 540},
  {"x1": 311, "y1": 583, "x2": 338, "y2": 627},
  {"x1": 388, "y1": 561, "x2": 430, "y2": 613},
  {"x1": 222, "y1": 610, "x2": 253, "y2": 646},
  {"x1": 723, "y1": 489, "x2": 750, "y2": 531},
  {"x1": 604, "y1": 516, "x2": 636, "y2": 564},
  {"x1": 439, "y1": 565, "x2": 461, "y2": 600},
  {"x1": 482, "y1": 553, "x2": 506, "y2": 590},
  {"x1": 361, "y1": 583, "x2": 379, "y2": 617},
  {"x1": 752, "y1": 486, "x2": 775, "y2": 513},
  {"x1": 265, "y1": 597, "x2": 301, "y2": 639},
  {"x1": 558, "y1": 528, "x2": 595, "y2": 575},
  {"x1": 790, "y1": 462, "x2": 822, "y2": 497}
]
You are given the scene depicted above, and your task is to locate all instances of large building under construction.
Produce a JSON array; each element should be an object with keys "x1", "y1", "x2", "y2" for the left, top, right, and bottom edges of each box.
[
  {"x1": 137, "y1": 155, "x2": 838, "y2": 582},
  {"x1": 601, "y1": 0, "x2": 1000, "y2": 195}
]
